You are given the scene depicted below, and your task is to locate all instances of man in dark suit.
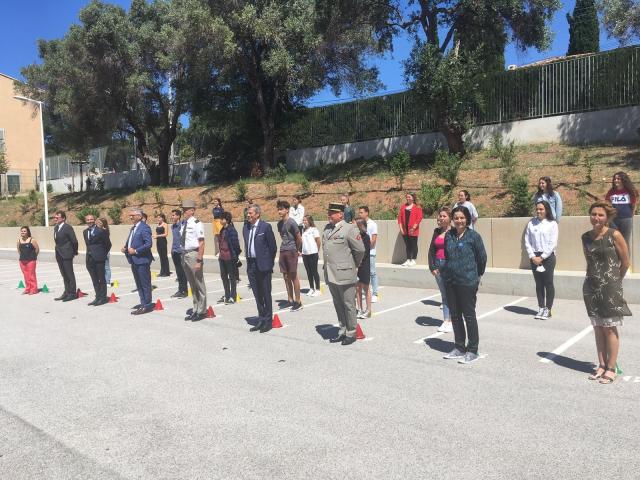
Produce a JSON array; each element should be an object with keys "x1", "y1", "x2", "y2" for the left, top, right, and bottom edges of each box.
[
  {"x1": 53, "y1": 210, "x2": 79, "y2": 302},
  {"x1": 121, "y1": 208, "x2": 155, "y2": 315},
  {"x1": 83, "y1": 214, "x2": 111, "y2": 306},
  {"x1": 243, "y1": 204, "x2": 277, "y2": 332}
]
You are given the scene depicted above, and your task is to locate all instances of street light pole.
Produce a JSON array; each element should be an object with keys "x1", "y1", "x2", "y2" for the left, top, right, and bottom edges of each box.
[{"x1": 14, "y1": 95, "x2": 49, "y2": 227}]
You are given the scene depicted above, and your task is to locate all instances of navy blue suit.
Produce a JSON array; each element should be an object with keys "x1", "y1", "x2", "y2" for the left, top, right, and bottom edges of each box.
[
  {"x1": 243, "y1": 220, "x2": 277, "y2": 325},
  {"x1": 124, "y1": 222, "x2": 154, "y2": 307}
]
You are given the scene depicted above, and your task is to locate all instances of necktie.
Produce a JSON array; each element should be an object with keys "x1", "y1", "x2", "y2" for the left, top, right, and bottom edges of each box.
[
  {"x1": 54, "y1": 225, "x2": 59, "y2": 239},
  {"x1": 248, "y1": 225, "x2": 255, "y2": 257},
  {"x1": 127, "y1": 225, "x2": 135, "y2": 249},
  {"x1": 180, "y1": 221, "x2": 187, "y2": 248}
]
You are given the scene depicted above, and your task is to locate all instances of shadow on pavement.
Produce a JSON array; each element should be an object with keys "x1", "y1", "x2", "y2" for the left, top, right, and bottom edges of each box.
[
  {"x1": 505, "y1": 305, "x2": 538, "y2": 315},
  {"x1": 244, "y1": 316, "x2": 261, "y2": 327},
  {"x1": 415, "y1": 316, "x2": 441, "y2": 327},
  {"x1": 315, "y1": 324, "x2": 339, "y2": 340},
  {"x1": 422, "y1": 299, "x2": 442, "y2": 307},
  {"x1": 425, "y1": 337, "x2": 454, "y2": 353},
  {"x1": 536, "y1": 352, "x2": 595, "y2": 373}
]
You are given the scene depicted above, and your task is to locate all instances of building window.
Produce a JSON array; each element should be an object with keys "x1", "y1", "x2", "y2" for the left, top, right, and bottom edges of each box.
[{"x1": 7, "y1": 174, "x2": 20, "y2": 194}]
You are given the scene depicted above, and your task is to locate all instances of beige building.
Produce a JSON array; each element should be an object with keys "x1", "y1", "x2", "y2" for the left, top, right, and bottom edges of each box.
[{"x1": 0, "y1": 72, "x2": 42, "y2": 194}]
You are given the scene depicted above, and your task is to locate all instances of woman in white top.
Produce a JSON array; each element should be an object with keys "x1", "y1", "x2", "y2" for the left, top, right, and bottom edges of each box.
[
  {"x1": 453, "y1": 190, "x2": 479, "y2": 229},
  {"x1": 290, "y1": 196, "x2": 305, "y2": 234},
  {"x1": 301, "y1": 215, "x2": 321, "y2": 296},
  {"x1": 524, "y1": 200, "x2": 559, "y2": 320}
]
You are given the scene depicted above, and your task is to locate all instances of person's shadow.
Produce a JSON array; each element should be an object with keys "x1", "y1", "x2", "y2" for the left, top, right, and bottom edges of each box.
[
  {"x1": 422, "y1": 299, "x2": 442, "y2": 307},
  {"x1": 415, "y1": 316, "x2": 441, "y2": 327},
  {"x1": 244, "y1": 316, "x2": 261, "y2": 328},
  {"x1": 505, "y1": 305, "x2": 538, "y2": 315},
  {"x1": 536, "y1": 353, "x2": 595, "y2": 373},
  {"x1": 424, "y1": 337, "x2": 455, "y2": 353},
  {"x1": 315, "y1": 324, "x2": 339, "y2": 340}
]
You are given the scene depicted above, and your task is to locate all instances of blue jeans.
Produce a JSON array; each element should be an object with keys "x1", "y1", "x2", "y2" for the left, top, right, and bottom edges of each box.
[
  {"x1": 433, "y1": 258, "x2": 450, "y2": 321},
  {"x1": 104, "y1": 253, "x2": 111, "y2": 285},
  {"x1": 370, "y1": 254, "x2": 378, "y2": 295}
]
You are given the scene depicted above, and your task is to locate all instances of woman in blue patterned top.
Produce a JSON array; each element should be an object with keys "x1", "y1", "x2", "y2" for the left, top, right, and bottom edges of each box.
[{"x1": 441, "y1": 206, "x2": 487, "y2": 365}]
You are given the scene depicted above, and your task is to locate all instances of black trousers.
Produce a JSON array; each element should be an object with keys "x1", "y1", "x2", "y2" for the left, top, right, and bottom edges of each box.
[
  {"x1": 247, "y1": 259, "x2": 273, "y2": 324},
  {"x1": 86, "y1": 255, "x2": 107, "y2": 300},
  {"x1": 172, "y1": 252, "x2": 188, "y2": 293},
  {"x1": 131, "y1": 263, "x2": 152, "y2": 306},
  {"x1": 157, "y1": 238, "x2": 170, "y2": 276},
  {"x1": 403, "y1": 235, "x2": 418, "y2": 260},
  {"x1": 56, "y1": 252, "x2": 76, "y2": 296},
  {"x1": 445, "y1": 282, "x2": 479, "y2": 354},
  {"x1": 530, "y1": 253, "x2": 556, "y2": 309},
  {"x1": 219, "y1": 259, "x2": 237, "y2": 301},
  {"x1": 302, "y1": 253, "x2": 320, "y2": 290}
]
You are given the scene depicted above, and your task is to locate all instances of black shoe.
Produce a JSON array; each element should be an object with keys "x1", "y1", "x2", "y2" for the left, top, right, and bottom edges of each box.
[
  {"x1": 186, "y1": 308, "x2": 194, "y2": 316},
  {"x1": 131, "y1": 288, "x2": 138, "y2": 293},
  {"x1": 95, "y1": 298, "x2": 108, "y2": 306},
  {"x1": 54, "y1": 294, "x2": 66, "y2": 301},
  {"x1": 184, "y1": 313, "x2": 195, "y2": 321},
  {"x1": 330, "y1": 335, "x2": 346, "y2": 343},
  {"x1": 341, "y1": 336, "x2": 357, "y2": 346},
  {"x1": 171, "y1": 291, "x2": 181, "y2": 298},
  {"x1": 175, "y1": 292, "x2": 188, "y2": 298},
  {"x1": 62, "y1": 295, "x2": 77, "y2": 302},
  {"x1": 249, "y1": 321, "x2": 263, "y2": 332},
  {"x1": 260, "y1": 322, "x2": 273, "y2": 333},
  {"x1": 88, "y1": 299, "x2": 98, "y2": 306},
  {"x1": 132, "y1": 306, "x2": 153, "y2": 315},
  {"x1": 290, "y1": 302, "x2": 303, "y2": 312},
  {"x1": 131, "y1": 304, "x2": 142, "y2": 310},
  {"x1": 191, "y1": 313, "x2": 206, "y2": 322}
]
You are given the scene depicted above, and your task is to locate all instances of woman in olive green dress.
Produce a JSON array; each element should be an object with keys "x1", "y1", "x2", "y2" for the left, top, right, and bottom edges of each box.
[{"x1": 582, "y1": 201, "x2": 631, "y2": 384}]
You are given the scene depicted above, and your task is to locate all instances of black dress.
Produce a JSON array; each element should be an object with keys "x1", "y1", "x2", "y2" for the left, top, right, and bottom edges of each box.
[{"x1": 156, "y1": 225, "x2": 171, "y2": 276}]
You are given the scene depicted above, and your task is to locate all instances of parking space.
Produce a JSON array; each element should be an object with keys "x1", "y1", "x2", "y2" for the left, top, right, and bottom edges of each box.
[{"x1": 1, "y1": 258, "x2": 640, "y2": 479}]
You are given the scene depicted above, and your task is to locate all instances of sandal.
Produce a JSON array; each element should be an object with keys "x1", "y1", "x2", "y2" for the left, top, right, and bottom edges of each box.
[
  {"x1": 599, "y1": 368, "x2": 617, "y2": 384},
  {"x1": 588, "y1": 364, "x2": 606, "y2": 380}
]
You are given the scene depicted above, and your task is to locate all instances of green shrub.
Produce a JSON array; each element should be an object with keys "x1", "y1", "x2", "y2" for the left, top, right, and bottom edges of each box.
[
  {"x1": 234, "y1": 179, "x2": 248, "y2": 201},
  {"x1": 46, "y1": 183, "x2": 53, "y2": 193},
  {"x1": 264, "y1": 164, "x2": 288, "y2": 183},
  {"x1": 387, "y1": 150, "x2": 411, "y2": 190},
  {"x1": 418, "y1": 182, "x2": 445, "y2": 216},
  {"x1": 499, "y1": 143, "x2": 518, "y2": 188},
  {"x1": 372, "y1": 208, "x2": 398, "y2": 220},
  {"x1": 584, "y1": 154, "x2": 596, "y2": 184},
  {"x1": 31, "y1": 210, "x2": 45, "y2": 225},
  {"x1": 432, "y1": 149, "x2": 464, "y2": 188},
  {"x1": 264, "y1": 181, "x2": 278, "y2": 200},
  {"x1": 134, "y1": 189, "x2": 147, "y2": 205},
  {"x1": 487, "y1": 132, "x2": 505, "y2": 158},
  {"x1": 28, "y1": 190, "x2": 38, "y2": 203},
  {"x1": 6, "y1": 219, "x2": 19, "y2": 227},
  {"x1": 19, "y1": 197, "x2": 30, "y2": 214},
  {"x1": 565, "y1": 149, "x2": 581, "y2": 166},
  {"x1": 506, "y1": 174, "x2": 531, "y2": 217},
  {"x1": 77, "y1": 206, "x2": 101, "y2": 224},
  {"x1": 345, "y1": 169, "x2": 355, "y2": 193},
  {"x1": 298, "y1": 178, "x2": 313, "y2": 197},
  {"x1": 108, "y1": 205, "x2": 122, "y2": 225},
  {"x1": 151, "y1": 188, "x2": 164, "y2": 206}
]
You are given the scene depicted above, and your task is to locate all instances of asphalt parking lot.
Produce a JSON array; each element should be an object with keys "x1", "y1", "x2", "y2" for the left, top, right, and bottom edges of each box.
[{"x1": 1, "y1": 258, "x2": 639, "y2": 479}]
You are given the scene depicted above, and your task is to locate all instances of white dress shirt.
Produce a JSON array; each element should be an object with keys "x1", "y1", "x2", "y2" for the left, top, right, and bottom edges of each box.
[
  {"x1": 524, "y1": 218, "x2": 558, "y2": 259},
  {"x1": 247, "y1": 219, "x2": 260, "y2": 258},
  {"x1": 289, "y1": 205, "x2": 305, "y2": 226},
  {"x1": 182, "y1": 216, "x2": 205, "y2": 251}
]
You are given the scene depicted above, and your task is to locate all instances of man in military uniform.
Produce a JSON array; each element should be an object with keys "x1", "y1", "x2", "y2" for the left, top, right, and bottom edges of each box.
[
  {"x1": 322, "y1": 202, "x2": 365, "y2": 345},
  {"x1": 181, "y1": 200, "x2": 208, "y2": 321}
]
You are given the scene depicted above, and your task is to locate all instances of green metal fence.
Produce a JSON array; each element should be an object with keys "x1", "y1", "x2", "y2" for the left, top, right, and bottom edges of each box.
[{"x1": 281, "y1": 45, "x2": 640, "y2": 150}]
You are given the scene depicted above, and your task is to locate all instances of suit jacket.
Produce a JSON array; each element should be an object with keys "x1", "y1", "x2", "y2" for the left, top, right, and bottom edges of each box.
[
  {"x1": 243, "y1": 220, "x2": 277, "y2": 272},
  {"x1": 84, "y1": 226, "x2": 112, "y2": 262},
  {"x1": 322, "y1": 220, "x2": 365, "y2": 285},
  {"x1": 54, "y1": 223, "x2": 78, "y2": 260},
  {"x1": 124, "y1": 222, "x2": 154, "y2": 265}
]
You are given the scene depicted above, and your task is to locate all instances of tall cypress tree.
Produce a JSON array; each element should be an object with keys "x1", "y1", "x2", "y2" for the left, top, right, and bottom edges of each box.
[{"x1": 567, "y1": 0, "x2": 600, "y2": 55}]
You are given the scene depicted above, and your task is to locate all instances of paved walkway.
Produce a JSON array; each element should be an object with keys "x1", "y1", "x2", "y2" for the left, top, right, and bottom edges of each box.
[{"x1": 1, "y1": 259, "x2": 639, "y2": 479}]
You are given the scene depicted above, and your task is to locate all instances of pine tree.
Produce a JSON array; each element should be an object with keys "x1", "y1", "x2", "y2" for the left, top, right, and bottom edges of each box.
[{"x1": 567, "y1": 0, "x2": 600, "y2": 55}]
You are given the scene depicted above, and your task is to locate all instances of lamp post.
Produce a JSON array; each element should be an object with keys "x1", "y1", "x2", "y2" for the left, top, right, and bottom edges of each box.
[{"x1": 14, "y1": 95, "x2": 49, "y2": 227}]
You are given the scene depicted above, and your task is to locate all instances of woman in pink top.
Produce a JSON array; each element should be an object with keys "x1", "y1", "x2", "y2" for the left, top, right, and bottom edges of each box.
[{"x1": 428, "y1": 207, "x2": 452, "y2": 332}]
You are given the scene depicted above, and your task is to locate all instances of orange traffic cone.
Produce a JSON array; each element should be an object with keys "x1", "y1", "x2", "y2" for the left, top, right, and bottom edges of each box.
[
  {"x1": 76, "y1": 288, "x2": 87, "y2": 298},
  {"x1": 206, "y1": 306, "x2": 216, "y2": 318},
  {"x1": 108, "y1": 292, "x2": 118, "y2": 303},
  {"x1": 272, "y1": 314, "x2": 283, "y2": 328},
  {"x1": 154, "y1": 299, "x2": 164, "y2": 311},
  {"x1": 356, "y1": 323, "x2": 366, "y2": 340}
]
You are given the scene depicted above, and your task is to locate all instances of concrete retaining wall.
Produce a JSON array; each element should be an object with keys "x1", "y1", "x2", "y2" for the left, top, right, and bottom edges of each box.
[
  {"x1": 283, "y1": 105, "x2": 640, "y2": 170},
  {"x1": 0, "y1": 215, "x2": 637, "y2": 272}
]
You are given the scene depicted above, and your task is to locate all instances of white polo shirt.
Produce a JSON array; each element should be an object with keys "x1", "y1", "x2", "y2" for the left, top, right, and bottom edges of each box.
[{"x1": 183, "y1": 216, "x2": 205, "y2": 251}]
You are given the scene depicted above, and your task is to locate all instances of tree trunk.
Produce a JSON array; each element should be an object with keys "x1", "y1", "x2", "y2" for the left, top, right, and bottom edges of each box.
[
  {"x1": 157, "y1": 147, "x2": 170, "y2": 186},
  {"x1": 442, "y1": 127, "x2": 465, "y2": 155}
]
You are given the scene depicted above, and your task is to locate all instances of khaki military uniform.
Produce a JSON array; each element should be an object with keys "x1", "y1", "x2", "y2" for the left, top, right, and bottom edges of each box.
[{"x1": 322, "y1": 220, "x2": 366, "y2": 338}]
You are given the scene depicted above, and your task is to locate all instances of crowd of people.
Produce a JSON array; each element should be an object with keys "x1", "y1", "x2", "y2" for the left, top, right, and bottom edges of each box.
[{"x1": 15, "y1": 172, "x2": 637, "y2": 378}]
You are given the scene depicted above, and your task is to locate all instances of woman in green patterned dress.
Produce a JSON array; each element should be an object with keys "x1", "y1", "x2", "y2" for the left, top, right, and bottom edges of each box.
[{"x1": 582, "y1": 202, "x2": 631, "y2": 384}]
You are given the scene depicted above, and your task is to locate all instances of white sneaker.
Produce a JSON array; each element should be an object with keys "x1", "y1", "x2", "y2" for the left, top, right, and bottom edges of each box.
[
  {"x1": 437, "y1": 321, "x2": 453, "y2": 333},
  {"x1": 410, "y1": 259, "x2": 416, "y2": 266},
  {"x1": 356, "y1": 309, "x2": 365, "y2": 319},
  {"x1": 313, "y1": 289, "x2": 320, "y2": 296},
  {"x1": 458, "y1": 352, "x2": 480, "y2": 364},
  {"x1": 306, "y1": 289, "x2": 314, "y2": 297},
  {"x1": 443, "y1": 348, "x2": 465, "y2": 360},
  {"x1": 401, "y1": 260, "x2": 410, "y2": 266},
  {"x1": 371, "y1": 294, "x2": 378, "y2": 303},
  {"x1": 540, "y1": 307, "x2": 551, "y2": 320},
  {"x1": 534, "y1": 307, "x2": 544, "y2": 319}
]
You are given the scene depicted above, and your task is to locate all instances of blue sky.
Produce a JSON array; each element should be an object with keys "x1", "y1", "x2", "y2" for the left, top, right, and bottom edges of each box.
[{"x1": 0, "y1": 0, "x2": 624, "y2": 106}]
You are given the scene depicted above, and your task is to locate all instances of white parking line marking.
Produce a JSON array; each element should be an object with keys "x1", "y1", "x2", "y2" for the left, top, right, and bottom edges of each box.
[
  {"x1": 373, "y1": 293, "x2": 441, "y2": 316},
  {"x1": 413, "y1": 296, "x2": 528, "y2": 345},
  {"x1": 539, "y1": 325, "x2": 593, "y2": 364}
]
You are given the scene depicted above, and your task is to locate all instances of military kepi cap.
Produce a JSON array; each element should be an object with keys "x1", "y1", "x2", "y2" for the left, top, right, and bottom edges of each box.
[
  {"x1": 327, "y1": 202, "x2": 344, "y2": 213},
  {"x1": 182, "y1": 200, "x2": 196, "y2": 209}
]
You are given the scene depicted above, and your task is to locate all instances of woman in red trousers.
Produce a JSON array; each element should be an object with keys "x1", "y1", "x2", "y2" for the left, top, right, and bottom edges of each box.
[
  {"x1": 397, "y1": 192, "x2": 423, "y2": 266},
  {"x1": 17, "y1": 226, "x2": 40, "y2": 294}
]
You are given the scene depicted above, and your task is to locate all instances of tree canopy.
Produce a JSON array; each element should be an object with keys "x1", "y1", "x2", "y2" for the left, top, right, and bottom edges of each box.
[
  {"x1": 567, "y1": 0, "x2": 600, "y2": 55},
  {"x1": 599, "y1": 0, "x2": 640, "y2": 43}
]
